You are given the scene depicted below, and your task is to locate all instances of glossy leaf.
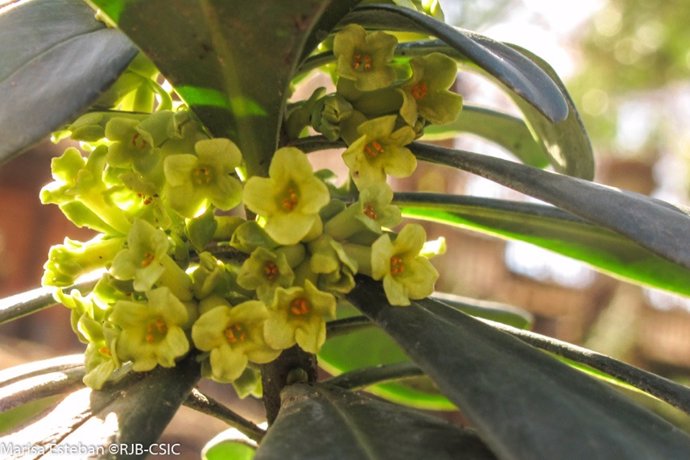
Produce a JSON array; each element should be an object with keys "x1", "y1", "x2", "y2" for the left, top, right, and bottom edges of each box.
[
  {"x1": 0, "y1": 0, "x2": 136, "y2": 165},
  {"x1": 423, "y1": 105, "x2": 550, "y2": 169},
  {"x1": 393, "y1": 39, "x2": 593, "y2": 178},
  {"x1": 412, "y1": 142, "x2": 690, "y2": 272},
  {"x1": 319, "y1": 303, "x2": 455, "y2": 411},
  {"x1": 91, "y1": 0, "x2": 341, "y2": 177},
  {"x1": 341, "y1": 4, "x2": 568, "y2": 123},
  {"x1": 255, "y1": 383, "x2": 496, "y2": 460},
  {"x1": 0, "y1": 356, "x2": 200, "y2": 458},
  {"x1": 395, "y1": 192, "x2": 690, "y2": 296},
  {"x1": 508, "y1": 45, "x2": 594, "y2": 179},
  {"x1": 348, "y1": 277, "x2": 690, "y2": 460}
]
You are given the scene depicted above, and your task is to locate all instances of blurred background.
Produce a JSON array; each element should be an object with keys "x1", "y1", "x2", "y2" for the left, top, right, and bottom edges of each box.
[{"x1": 2, "y1": 0, "x2": 690, "y2": 451}]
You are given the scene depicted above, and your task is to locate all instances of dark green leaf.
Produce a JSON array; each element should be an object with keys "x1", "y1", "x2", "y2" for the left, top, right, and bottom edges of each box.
[
  {"x1": 348, "y1": 278, "x2": 690, "y2": 460},
  {"x1": 423, "y1": 105, "x2": 550, "y2": 169},
  {"x1": 91, "y1": 0, "x2": 344, "y2": 177},
  {"x1": 396, "y1": 192, "x2": 690, "y2": 296},
  {"x1": 255, "y1": 383, "x2": 496, "y2": 460},
  {"x1": 508, "y1": 45, "x2": 594, "y2": 179},
  {"x1": 492, "y1": 321, "x2": 690, "y2": 414},
  {"x1": 412, "y1": 142, "x2": 690, "y2": 272},
  {"x1": 0, "y1": 355, "x2": 200, "y2": 459},
  {"x1": 0, "y1": 0, "x2": 136, "y2": 165},
  {"x1": 319, "y1": 303, "x2": 455, "y2": 410},
  {"x1": 341, "y1": 5, "x2": 568, "y2": 123}
]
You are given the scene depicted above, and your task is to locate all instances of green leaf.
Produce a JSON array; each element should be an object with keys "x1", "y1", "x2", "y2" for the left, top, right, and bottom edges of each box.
[
  {"x1": 508, "y1": 45, "x2": 595, "y2": 180},
  {"x1": 342, "y1": 4, "x2": 568, "y2": 123},
  {"x1": 90, "y1": 0, "x2": 344, "y2": 177},
  {"x1": 396, "y1": 192, "x2": 690, "y2": 297},
  {"x1": 412, "y1": 142, "x2": 690, "y2": 273},
  {"x1": 0, "y1": 0, "x2": 136, "y2": 165},
  {"x1": 0, "y1": 355, "x2": 200, "y2": 458},
  {"x1": 255, "y1": 383, "x2": 496, "y2": 460},
  {"x1": 320, "y1": 303, "x2": 454, "y2": 411},
  {"x1": 348, "y1": 277, "x2": 690, "y2": 460},
  {"x1": 422, "y1": 105, "x2": 550, "y2": 169},
  {"x1": 203, "y1": 438, "x2": 256, "y2": 460}
]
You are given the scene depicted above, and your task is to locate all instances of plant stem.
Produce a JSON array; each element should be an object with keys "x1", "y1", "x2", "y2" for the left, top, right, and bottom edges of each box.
[
  {"x1": 260, "y1": 346, "x2": 317, "y2": 424},
  {"x1": 326, "y1": 316, "x2": 373, "y2": 337},
  {"x1": 184, "y1": 388, "x2": 265, "y2": 442}
]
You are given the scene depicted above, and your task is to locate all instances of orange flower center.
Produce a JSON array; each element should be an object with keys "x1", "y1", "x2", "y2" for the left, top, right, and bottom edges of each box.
[
  {"x1": 264, "y1": 261, "x2": 280, "y2": 281},
  {"x1": 192, "y1": 166, "x2": 214, "y2": 185},
  {"x1": 145, "y1": 317, "x2": 168, "y2": 343},
  {"x1": 364, "y1": 141, "x2": 385, "y2": 158},
  {"x1": 363, "y1": 203, "x2": 378, "y2": 220},
  {"x1": 289, "y1": 297, "x2": 310, "y2": 316},
  {"x1": 141, "y1": 252, "x2": 155, "y2": 268},
  {"x1": 131, "y1": 133, "x2": 149, "y2": 150},
  {"x1": 98, "y1": 346, "x2": 111, "y2": 357},
  {"x1": 390, "y1": 256, "x2": 405, "y2": 275},
  {"x1": 352, "y1": 53, "x2": 373, "y2": 71},
  {"x1": 411, "y1": 81, "x2": 428, "y2": 100},
  {"x1": 281, "y1": 187, "x2": 299, "y2": 212},
  {"x1": 224, "y1": 323, "x2": 247, "y2": 344}
]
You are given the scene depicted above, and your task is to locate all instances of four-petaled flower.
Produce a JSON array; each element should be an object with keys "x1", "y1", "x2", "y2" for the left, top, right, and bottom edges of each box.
[
  {"x1": 110, "y1": 219, "x2": 169, "y2": 292},
  {"x1": 371, "y1": 224, "x2": 439, "y2": 306},
  {"x1": 264, "y1": 281, "x2": 336, "y2": 354},
  {"x1": 333, "y1": 24, "x2": 398, "y2": 91},
  {"x1": 110, "y1": 287, "x2": 190, "y2": 371},
  {"x1": 237, "y1": 247, "x2": 297, "y2": 304},
  {"x1": 192, "y1": 301, "x2": 280, "y2": 382},
  {"x1": 342, "y1": 115, "x2": 417, "y2": 188},
  {"x1": 164, "y1": 138, "x2": 243, "y2": 218},
  {"x1": 400, "y1": 52, "x2": 463, "y2": 126},
  {"x1": 243, "y1": 147, "x2": 329, "y2": 245}
]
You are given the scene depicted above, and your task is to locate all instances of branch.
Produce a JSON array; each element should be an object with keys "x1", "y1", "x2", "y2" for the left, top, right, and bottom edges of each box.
[
  {"x1": 184, "y1": 388, "x2": 265, "y2": 442},
  {"x1": 324, "y1": 362, "x2": 423, "y2": 390},
  {"x1": 326, "y1": 316, "x2": 372, "y2": 337}
]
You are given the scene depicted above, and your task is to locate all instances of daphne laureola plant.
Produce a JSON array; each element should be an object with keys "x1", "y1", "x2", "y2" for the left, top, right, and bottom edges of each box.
[{"x1": 2, "y1": 0, "x2": 690, "y2": 459}]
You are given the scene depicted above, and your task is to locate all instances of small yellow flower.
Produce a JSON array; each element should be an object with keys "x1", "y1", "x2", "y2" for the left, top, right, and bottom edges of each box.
[
  {"x1": 342, "y1": 115, "x2": 416, "y2": 188},
  {"x1": 192, "y1": 301, "x2": 279, "y2": 382},
  {"x1": 333, "y1": 24, "x2": 398, "y2": 91},
  {"x1": 371, "y1": 224, "x2": 439, "y2": 306},
  {"x1": 264, "y1": 281, "x2": 336, "y2": 354},
  {"x1": 243, "y1": 147, "x2": 329, "y2": 245}
]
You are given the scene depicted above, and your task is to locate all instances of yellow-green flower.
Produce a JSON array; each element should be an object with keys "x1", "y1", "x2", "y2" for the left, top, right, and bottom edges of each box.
[
  {"x1": 399, "y1": 52, "x2": 463, "y2": 126},
  {"x1": 43, "y1": 235, "x2": 124, "y2": 287},
  {"x1": 110, "y1": 219, "x2": 169, "y2": 292},
  {"x1": 192, "y1": 301, "x2": 279, "y2": 382},
  {"x1": 333, "y1": 24, "x2": 398, "y2": 91},
  {"x1": 264, "y1": 281, "x2": 336, "y2": 354},
  {"x1": 371, "y1": 224, "x2": 439, "y2": 306},
  {"x1": 164, "y1": 138, "x2": 243, "y2": 218},
  {"x1": 342, "y1": 115, "x2": 416, "y2": 188},
  {"x1": 325, "y1": 182, "x2": 401, "y2": 241},
  {"x1": 243, "y1": 147, "x2": 329, "y2": 245},
  {"x1": 236, "y1": 247, "x2": 301, "y2": 304},
  {"x1": 110, "y1": 287, "x2": 190, "y2": 371}
]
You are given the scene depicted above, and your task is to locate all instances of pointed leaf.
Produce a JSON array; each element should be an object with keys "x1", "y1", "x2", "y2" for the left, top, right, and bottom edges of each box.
[
  {"x1": 255, "y1": 383, "x2": 496, "y2": 460},
  {"x1": 348, "y1": 278, "x2": 690, "y2": 460},
  {"x1": 423, "y1": 105, "x2": 550, "y2": 169},
  {"x1": 396, "y1": 192, "x2": 690, "y2": 296},
  {"x1": 91, "y1": 0, "x2": 342, "y2": 177},
  {"x1": 342, "y1": 4, "x2": 568, "y2": 123},
  {"x1": 0, "y1": 356, "x2": 200, "y2": 458},
  {"x1": 412, "y1": 142, "x2": 690, "y2": 273},
  {"x1": 0, "y1": 0, "x2": 136, "y2": 165}
]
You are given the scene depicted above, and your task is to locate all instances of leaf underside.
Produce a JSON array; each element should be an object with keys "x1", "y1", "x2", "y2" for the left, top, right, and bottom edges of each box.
[{"x1": 0, "y1": 0, "x2": 136, "y2": 165}]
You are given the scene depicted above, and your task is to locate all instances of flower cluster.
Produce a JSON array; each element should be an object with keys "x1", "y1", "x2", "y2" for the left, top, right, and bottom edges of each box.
[{"x1": 42, "y1": 22, "x2": 454, "y2": 392}]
